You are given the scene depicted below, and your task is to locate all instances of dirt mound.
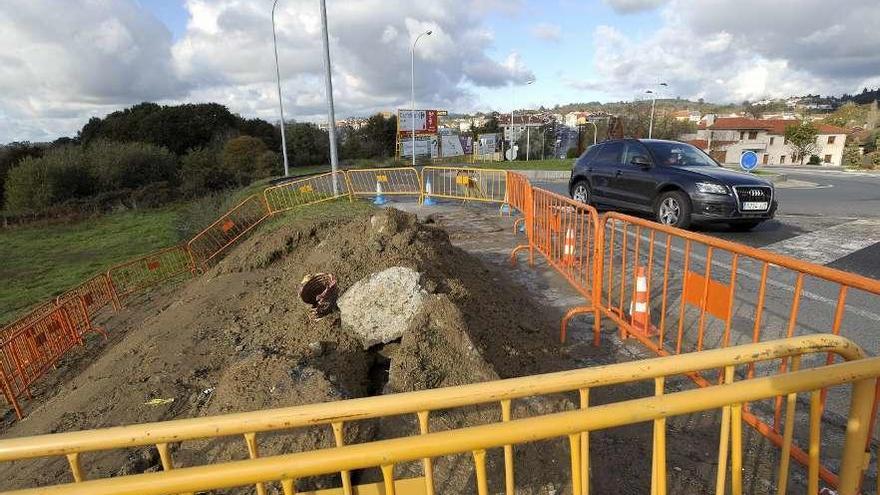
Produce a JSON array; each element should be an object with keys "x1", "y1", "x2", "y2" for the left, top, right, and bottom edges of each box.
[{"x1": 0, "y1": 207, "x2": 574, "y2": 492}]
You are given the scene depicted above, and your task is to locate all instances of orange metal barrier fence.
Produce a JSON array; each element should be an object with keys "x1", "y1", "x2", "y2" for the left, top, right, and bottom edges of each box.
[
  {"x1": 106, "y1": 245, "x2": 193, "y2": 303},
  {"x1": 187, "y1": 195, "x2": 270, "y2": 268},
  {"x1": 593, "y1": 211, "x2": 880, "y2": 487},
  {"x1": 0, "y1": 306, "x2": 80, "y2": 419},
  {"x1": 263, "y1": 172, "x2": 349, "y2": 215},
  {"x1": 345, "y1": 167, "x2": 422, "y2": 200}
]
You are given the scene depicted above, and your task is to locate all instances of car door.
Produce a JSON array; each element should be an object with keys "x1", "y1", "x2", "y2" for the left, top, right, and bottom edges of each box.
[
  {"x1": 611, "y1": 140, "x2": 659, "y2": 211},
  {"x1": 588, "y1": 141, "x2": 623, "y2": 203}
]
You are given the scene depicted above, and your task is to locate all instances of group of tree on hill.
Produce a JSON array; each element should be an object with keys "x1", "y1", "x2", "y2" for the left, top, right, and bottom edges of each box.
[{"x1": 0, "y1": 102, "x2": 399, "y2": 219}]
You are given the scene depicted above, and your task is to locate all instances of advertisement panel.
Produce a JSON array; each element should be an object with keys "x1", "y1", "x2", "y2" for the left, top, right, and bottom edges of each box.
[
  {"x1": 400, "y1": 135, "x2": 439, "y2": 158},
  {"x1": 398, "y1": 110, "x2": 438, "y2": 134},
  {"x1": 440, "y1": 135, "x2": 464, "y2": 157},
  {"x1": 477, "y1": 133, "x2": 500, "y2": 155}
]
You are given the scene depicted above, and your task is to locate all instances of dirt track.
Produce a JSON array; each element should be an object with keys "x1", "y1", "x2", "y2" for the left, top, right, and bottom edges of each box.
[{"x1": 0, "y1": 203, "x2": 815, "y2": 494}]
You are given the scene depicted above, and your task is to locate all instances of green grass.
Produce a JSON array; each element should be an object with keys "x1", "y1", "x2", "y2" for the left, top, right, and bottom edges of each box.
[{"x1": 0, "y1": 207, "x2": 181, "y2": 323}]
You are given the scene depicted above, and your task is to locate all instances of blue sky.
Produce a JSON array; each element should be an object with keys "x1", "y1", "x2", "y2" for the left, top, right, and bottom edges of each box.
[{"x1": 3, "y1": 0, "x2": 879, "y2": 141}]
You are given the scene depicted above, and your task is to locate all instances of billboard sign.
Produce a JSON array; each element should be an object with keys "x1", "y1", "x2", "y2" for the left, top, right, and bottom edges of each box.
[
  {"x1": 398, "y1": 110, "x2": 438, "y2": 134},
  {"x1": 440, "y1": 135, "x2": 473, "y2": 157},
  {"x1": 400, "y1": 135, "x2": 438, "y2": 158},
  {"x1": 477, "y1": 133, "x2": 500, "y2": 155}
]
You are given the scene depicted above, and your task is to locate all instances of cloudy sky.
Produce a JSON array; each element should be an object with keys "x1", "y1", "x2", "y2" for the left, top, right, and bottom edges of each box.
[{"x1": 2, "y1": 0, "x2": 879, "y2": 142}]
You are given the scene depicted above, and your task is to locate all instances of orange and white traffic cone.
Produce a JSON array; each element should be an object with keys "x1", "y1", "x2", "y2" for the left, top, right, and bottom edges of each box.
[
  {"x1": 629, "y1": 266, "x2": 653, "y2": 335},
  {"x1": 562, "y1": 228, "x2": 576, "y2": 266}
]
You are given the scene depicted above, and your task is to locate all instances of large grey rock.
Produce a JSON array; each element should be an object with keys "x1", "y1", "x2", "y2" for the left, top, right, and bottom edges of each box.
[{"x1": 338, "y1": 267, "x2": 427, "y2": 348}]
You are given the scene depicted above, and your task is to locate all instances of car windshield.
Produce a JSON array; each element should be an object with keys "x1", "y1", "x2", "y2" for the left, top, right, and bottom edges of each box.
[{"x1": 645, "y1": 141, "x2": 718, "y2": 167}]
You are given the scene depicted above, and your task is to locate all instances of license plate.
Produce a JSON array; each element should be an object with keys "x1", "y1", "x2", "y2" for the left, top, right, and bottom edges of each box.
[{"x1": 742, "y1": 201, "x2": 768, "y2": 211}]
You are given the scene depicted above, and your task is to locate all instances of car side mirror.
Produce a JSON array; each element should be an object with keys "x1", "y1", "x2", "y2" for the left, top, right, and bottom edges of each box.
[{"x1": 631, "y1": 155, "x2": 652, "y2": 168}]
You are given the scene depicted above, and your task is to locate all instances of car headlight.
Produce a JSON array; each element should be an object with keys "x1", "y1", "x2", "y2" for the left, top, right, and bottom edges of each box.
[{"x1": 695, "y1": 182, "x2": 728, "y2": 195}]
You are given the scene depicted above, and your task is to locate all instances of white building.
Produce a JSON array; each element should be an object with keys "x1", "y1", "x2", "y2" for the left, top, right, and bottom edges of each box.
[{"x1": 690, "y1": 117, "x2": 848, "y2": 166}]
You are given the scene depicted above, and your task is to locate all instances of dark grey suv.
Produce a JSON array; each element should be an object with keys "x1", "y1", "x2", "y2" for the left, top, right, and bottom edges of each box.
[{"x1": 569, "y1": 139, "x2": 777, "y2": 230}]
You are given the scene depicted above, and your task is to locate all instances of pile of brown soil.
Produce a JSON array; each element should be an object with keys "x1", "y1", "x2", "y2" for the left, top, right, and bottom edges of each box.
[{"x1": 0, "y1": 207, "x2": 579, "y2": 493}]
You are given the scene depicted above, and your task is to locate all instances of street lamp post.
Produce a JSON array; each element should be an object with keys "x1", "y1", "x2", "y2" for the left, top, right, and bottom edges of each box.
[
  {"x1": 318, "y1": 0, "x2": 339, "y2": 192},
  {"x1": 647, "y1": 82, "x2": 668, "y2": 139},
  {"x1": 526, "y1": 114, "x2": 533, "y2": 161},
  {"x1": 410, "y1": 30, "x2": 432, "y2": 167},
  {"x1": 271, "y1": 0, "x2": 289, "y2": 177},
  {"x1": 541, "y1": 126, "x2": 550, "y2": 160},
  {"x1": 585, "y1": 120, "x2": 598, "y2": 145},
  {"x1": 510, "y1": 78, "x2": 534, "y2": 161}
]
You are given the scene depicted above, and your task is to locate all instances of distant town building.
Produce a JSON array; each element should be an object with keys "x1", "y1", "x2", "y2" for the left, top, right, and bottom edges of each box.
[
  {"x1": 690, "y1": 117, "x2": 848, "y2": 166},
  {"x1": 499, "y1": 114, "x2": 548, "y2": 142},
  {"x1": 672, "y1": 109, "x2": 702, "y2": 123}
]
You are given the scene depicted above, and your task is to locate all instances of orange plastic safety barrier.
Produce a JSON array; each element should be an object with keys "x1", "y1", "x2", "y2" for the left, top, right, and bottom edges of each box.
[
  {"x1": 187, "y1": 195, "x2": 270, "y2": 268},
  {"x1": 595, "y1": 211, "x2": 880, "y2": 487},
  {"x1": 0, "y1": 306, "x2": 79, "y2": 419},
  {"x1": 263, "y1": 172, "x2": 349, "y2": 215},
  {"x1": 106, "y1": 245, "x2": 194, "y2": 303}
]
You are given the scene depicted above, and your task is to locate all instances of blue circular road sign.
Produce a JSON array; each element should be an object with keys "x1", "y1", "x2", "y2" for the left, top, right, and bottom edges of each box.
[{"x1": 740, "y1": 150, "x2": 759, "y2": 171}]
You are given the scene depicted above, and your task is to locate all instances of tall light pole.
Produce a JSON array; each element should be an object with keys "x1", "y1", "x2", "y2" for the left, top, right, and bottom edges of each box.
[
  {"x1": 541, "y1": 126, "x2": 550, "y2": 160},
  {"x1": 647, "y1": 82, "x2": 668, "y2": 139},
  {"x1": 318, "y1": 0, "x2": 339, "y2": 192},
  {"x1": 585, "y1": 120, "x2": 598, "y2": 145},
  {"x1": 410, "y1": 30, "x2": 432, "y2": 167},
  {"x1": 526, "y1": 114, "x2": 533, "y2": 161},
  {"x1": 271, "y1": 0, "x2": 289, "y2": 176},
  {"x1": 510, "y1": 78, "x2": 535, "y2": 161}
]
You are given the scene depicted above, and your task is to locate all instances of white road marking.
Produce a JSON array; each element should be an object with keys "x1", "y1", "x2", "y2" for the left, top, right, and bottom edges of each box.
[{"x1": 762, "y1": 219, "x2": 880, "y2": 265}]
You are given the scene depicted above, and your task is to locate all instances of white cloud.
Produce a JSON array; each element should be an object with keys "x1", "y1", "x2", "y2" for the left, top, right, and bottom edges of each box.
[
  {"x1": 530, "y1": 23, "x2": 561, "y2": 42},
  {"x1": 602, "y1": 0, "x2": 668, "y2": 14},
  {"x1": 0, "y1": 0, "x2": 533, "y2": 142},
  {"x1": 0, "y1": 0, "x2": 186, "y2": 142},
  {"x1": 586, "y1": 0, "x2": 880, "y2": 103}
]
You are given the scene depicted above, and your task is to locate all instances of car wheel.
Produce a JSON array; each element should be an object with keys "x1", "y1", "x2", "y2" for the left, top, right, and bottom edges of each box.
[
  {"x1": 571, "y1": 180, "x2": 592, "y2": 206},
  {"x1": 729, "y1": 220, "x2": 763, "y2": 231},
  {"x1": 655, "y1": 191, "x2": 692, "y2": 229}
]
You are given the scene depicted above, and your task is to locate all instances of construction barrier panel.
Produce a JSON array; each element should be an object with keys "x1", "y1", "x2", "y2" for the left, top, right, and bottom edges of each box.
[
  {"x1": 0, "y1": 335, "x2": 875, "y2": 495},
  {"x1": 263, "y1": 172, "x2": 349, "y2": 215},
  {"x1": 421, "y1": 166, "x2": 507, "y2": 203},
  {"x1": 106, "y1": 245, "x2": 193, "y2": 303},
  {"x1": 595, "y1": 211, "x2": 880, "y2": 487},
  {"x1": 0, "y1": 302, "x2": 57, "y2": 345},
  {"x1": 344, "y1": 167, "x2": 422, "y2": 200},
  {"x1": 187, "y1": 195, "x2": 270, "y2": 268},
  {"x1": 0, "y1": 306, "x2": 78, "y2": 420}
]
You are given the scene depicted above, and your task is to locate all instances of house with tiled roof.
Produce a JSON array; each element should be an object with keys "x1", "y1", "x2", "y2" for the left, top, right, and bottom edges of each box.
[{"x1": 691, "y1": 116, "x2": 848, "y2": 165}]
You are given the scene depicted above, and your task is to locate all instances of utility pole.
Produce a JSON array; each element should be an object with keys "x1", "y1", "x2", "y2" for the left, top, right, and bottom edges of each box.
[
  {"x1": 647, "y1": 82, "x2": 668, "y2": 139},
  {"x1": 318, "y1": 0, "x2": 339, "y2": 193},
  {"x1": 271, "y1": 0, "x2": 289, "y2": 176},
  {"x1": 411, "y1": 30, "x2": 432, "y2": 167}
]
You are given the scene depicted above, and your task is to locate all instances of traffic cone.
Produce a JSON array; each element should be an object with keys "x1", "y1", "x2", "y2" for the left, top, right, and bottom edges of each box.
[
  {"x1": 373, "y1": 180, "x2": 387, "y2": 205},
  {"x1": 629, "y1": 266, "x2": 652, "y2": 335},
  {"x1": 423, "y1": 177, "x2": 436, "y2": 206},
  {"x1": 562, "y1": 228, "x2": 576, "y2": 266}
]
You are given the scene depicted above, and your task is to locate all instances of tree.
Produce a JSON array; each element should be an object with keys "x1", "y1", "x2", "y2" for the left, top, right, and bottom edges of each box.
[
  {"x1": 285, "y1": 123, "x2": 330, "y2": 167},
  {"x1": 784, "y1": 121, "x2": 820, "y2": 165},
  {"x1": 220, "y1": 136, "x2": 277, "y2": 184},
  {"x1": 842, "y1": 143, "x2": 861, "y2": 168},
  {"x1": 0, "y1": 142, "x2": 44, "y2": 208},
  {"x1": 3, "y1": 146, "x2": 94, "y2": 214}
]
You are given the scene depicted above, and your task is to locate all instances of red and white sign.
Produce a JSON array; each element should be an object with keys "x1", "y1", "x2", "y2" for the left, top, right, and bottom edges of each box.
[{"x1": 398, "y1": 109, "x2": 438, "y2": 134}]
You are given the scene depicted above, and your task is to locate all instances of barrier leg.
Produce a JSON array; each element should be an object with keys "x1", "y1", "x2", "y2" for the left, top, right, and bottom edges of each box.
[
  {"x1": 510, "y1": 244, "x2": 533, "y2": 267},
  {"x1": 561, "y1": 305, "x2": 593, "y2": 344}
]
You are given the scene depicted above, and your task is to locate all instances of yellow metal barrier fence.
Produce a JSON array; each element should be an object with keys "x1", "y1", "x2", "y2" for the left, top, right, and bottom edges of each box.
[
  {"x1": 0, "y1": 335, "x2": 872, "y2": 495},
  {"x1": 344, "y1": 167, "x2": 422, "y2": 200},
  {"x1": 263, "y1": 172, "x2": 349, "y2": 215},
  {"x1": 421, "y1": 166, "x2": 507, "y2": 203}
]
